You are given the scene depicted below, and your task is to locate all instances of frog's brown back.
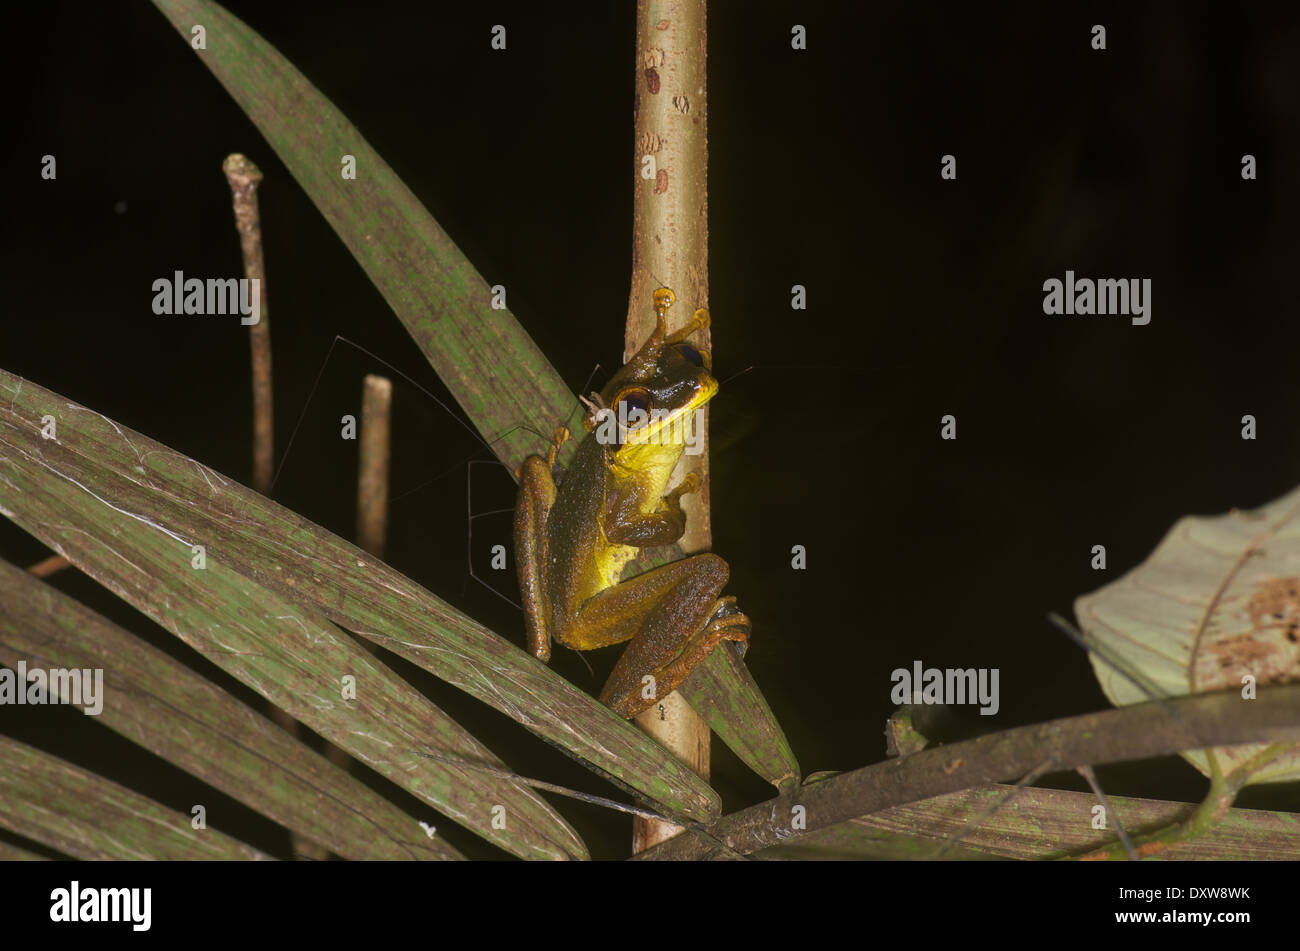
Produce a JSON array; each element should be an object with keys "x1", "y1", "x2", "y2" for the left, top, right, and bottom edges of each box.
[{"x1": 544, "y1": 434, "x2": 614, "y2": 628}]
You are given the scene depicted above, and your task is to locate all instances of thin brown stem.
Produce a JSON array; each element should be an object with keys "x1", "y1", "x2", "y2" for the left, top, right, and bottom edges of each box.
[
  {"x1": 356, "y1": 374, "x2": 393, "y2": 560},
  {"x1": 628, "y1": 0, "x2": 712, "y2": 854},
  {"x1": 326, "y1": 374, "x2": 394, "y2": 775},
  {"x1": 27, "y1": 555, "x2": 70, "y2": 578},
  {"x1": 633, "y1": 684, "x2": 1300, "y2": 860},
  {"x1": 223, "y1": 154, "x2": 323, "y2": 859},
  {"x1": 222, "y1": 153, "x2": 273, "y2": 494}
]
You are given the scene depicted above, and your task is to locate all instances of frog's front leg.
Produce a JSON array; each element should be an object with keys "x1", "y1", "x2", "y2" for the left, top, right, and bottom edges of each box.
[
  {"x1": 513, "y1": 427, "x2": 567, "y2": 662},
  {"x1": 555, "y1": 553, "x2": 751, "y2": 718},
  {"x1": 604, "y1": 471, "x2": 701, "y2": 547}
]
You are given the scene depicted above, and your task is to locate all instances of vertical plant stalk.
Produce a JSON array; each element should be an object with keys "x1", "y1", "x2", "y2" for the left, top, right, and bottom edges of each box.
[
  {"x1": 322, "y1": 373, "x2": 396, "y2": 786},
  {"x1": 632, "y1": 691, "x2": 710, "y2": 852},
  {"x1": 627, "y1": 0, "x2": 712, "y2": 853},
  {"x1": 224, "y1": 153, "x2": 325, "y2": 859},
  {"x1": 222, "y1": 153, "x2": 274, "y2": 494},
  {"x1": 356, "y1": 374, "x2": 394, "y2": 560}
]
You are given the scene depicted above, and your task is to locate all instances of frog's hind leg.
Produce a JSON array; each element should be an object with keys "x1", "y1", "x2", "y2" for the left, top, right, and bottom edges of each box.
[
  {"x1": 620, "y1": 594, "x2": 750, "y2": 712},
  {"x1": 559, "y1": 553, "x2": 749, "y2": 718}
]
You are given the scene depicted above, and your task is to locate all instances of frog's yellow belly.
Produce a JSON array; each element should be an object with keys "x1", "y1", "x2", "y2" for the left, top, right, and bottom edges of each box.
[
  {"x1": 577, "y1": 486, "x2": 676, "y2": 601},
  {"x1": 592, "y1": 537, "x2": 639, "y2": 591},
  {"x1": 571, "y1": 440, "x2": 686, "y2": 603}
]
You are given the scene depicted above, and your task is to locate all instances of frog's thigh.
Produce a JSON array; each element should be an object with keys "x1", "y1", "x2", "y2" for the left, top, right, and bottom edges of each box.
[{"x1": 552, "y1": 556, "x2": 712, "y2": 652}]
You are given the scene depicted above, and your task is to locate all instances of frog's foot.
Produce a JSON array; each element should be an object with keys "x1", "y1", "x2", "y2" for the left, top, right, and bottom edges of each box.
[
  {"x1": 546, "y1": 426, "x2": 569, "y2": 466},
  {"x1": 602, "y1": 597, "x2": 751, "y2": 718},
  {"x1": 700, "y1": 597, "x2": 751, "y2": 660},
  {"x1": 664, "y1": 307, "x2": 710, "y2": 345},
  {"x1": 657, "y1": 618, "x2": 751, "y2": 699},
  {"x1": 666, "y1": 470, "x2": 702, "y2": 502}
]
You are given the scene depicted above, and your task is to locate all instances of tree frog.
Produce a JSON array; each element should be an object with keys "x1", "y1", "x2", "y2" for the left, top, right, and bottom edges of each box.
[{"x1": 514, "y1": 288, "x2": 750, "y2": 718}]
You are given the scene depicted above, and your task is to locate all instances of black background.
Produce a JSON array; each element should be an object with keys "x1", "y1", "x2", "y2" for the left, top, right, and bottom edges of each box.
[{"x1": 3, "y1": 0, "x2": 1300, "y2": 860}]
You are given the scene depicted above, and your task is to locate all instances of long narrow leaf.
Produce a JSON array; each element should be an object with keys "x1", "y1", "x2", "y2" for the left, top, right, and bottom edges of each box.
[
  {"x1": 0, "y1": 369, "x2": 719, "y2": 825},
  {"x1": 0, "y1": 377, "x2": 588, "y2": 859},
  {"x1": 756, "y1": 784, "x2": 1300, "y2": 861},
  {"x1": 0, "y1": 842, "x2": 46, "y2": 861},
  {"x1": 0, "y1": 736, "x2": 272, "y2": 860},
  {"x1": 679, "y1": 644, "x2": 799, "y2": 789},
  {"x1": 0, "y1": 558, "x2": 462, "y2": 860}
]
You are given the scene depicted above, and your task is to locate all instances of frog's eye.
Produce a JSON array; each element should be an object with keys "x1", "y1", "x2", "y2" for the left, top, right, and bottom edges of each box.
[
  {"x1": 616, "y1": 387, "x2": 653, "y2": 418},
  {"x1": 674, "y1": 343, "x2": 707, "y2": 368}
]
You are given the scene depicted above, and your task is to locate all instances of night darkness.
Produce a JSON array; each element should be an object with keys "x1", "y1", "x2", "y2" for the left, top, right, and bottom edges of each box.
[{"x1": 4, "y1": 0, "x2": 1300, "y2": 866}]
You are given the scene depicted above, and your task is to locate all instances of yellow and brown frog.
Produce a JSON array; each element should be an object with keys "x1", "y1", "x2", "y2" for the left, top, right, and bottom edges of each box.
[{"x1": 514, "y1": 288, "x2": 750, "y2": 718}]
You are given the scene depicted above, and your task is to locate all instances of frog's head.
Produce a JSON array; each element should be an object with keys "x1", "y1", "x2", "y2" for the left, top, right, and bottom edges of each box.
[{"x1": 584, "y1": 288, "x2": 717, "y2": 457}]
